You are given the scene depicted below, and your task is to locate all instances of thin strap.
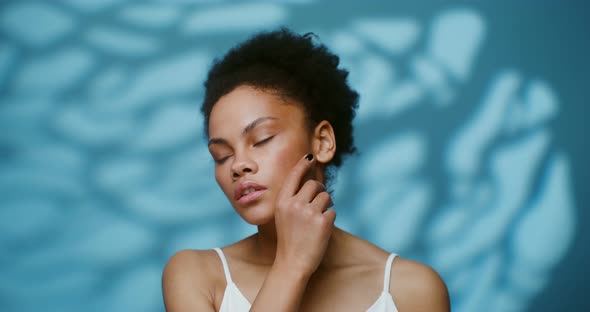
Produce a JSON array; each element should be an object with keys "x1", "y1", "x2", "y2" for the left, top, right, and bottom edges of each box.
[
  {"x1": 213, "y1": 248, "x2": 233, "y2": 284},
  {"x1": 383, "y1": 253, "x2": 397, "y2": 292}
]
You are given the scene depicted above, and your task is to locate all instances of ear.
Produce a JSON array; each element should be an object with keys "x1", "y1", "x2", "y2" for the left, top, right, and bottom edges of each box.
[{"x1": 312, "y1": 120, "x2": 336, "y2": 165}]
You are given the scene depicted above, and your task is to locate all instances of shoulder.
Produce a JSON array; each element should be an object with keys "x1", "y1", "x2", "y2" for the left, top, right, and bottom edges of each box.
[
  {"x1": 162, "y1": 249, "x2": 223, "y2": 311},
  {"x1": 163, "y1": 249, "x2": 219, "y2": 283},
  {"x1": 389, "y1": 257, "x2": 450, "y2": 311}
]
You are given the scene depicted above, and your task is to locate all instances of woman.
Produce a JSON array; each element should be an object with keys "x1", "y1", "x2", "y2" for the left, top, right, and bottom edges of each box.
[{"x1": 162, "y1": 28, "x2": 450, "y2": 311}]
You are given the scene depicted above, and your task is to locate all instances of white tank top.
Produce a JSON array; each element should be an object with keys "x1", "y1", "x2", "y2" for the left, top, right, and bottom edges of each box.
[{"x1": 213, "y1": 248, "x2": 399, "y2": 312}]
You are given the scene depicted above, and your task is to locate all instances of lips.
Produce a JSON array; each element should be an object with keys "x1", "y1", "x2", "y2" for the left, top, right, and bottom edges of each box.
[{"x1": 234, "y1": 181, "x2": 267, "y2": 202}]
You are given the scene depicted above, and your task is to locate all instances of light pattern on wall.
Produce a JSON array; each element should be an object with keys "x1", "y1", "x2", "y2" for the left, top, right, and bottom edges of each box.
[{"x1": 0, "y1": 1, "x2": 576, "y2": 312}]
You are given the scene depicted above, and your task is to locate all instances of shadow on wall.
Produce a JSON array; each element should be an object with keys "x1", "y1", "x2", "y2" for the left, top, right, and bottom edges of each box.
[{"x1": 0, "y1": 1, "x2": 576, "y2": 312}]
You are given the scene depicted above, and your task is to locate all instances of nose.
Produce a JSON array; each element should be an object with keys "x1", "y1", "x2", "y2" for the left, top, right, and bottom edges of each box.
[{"x1": 231, "y1": 153, "x2": 258, "y2": 179}]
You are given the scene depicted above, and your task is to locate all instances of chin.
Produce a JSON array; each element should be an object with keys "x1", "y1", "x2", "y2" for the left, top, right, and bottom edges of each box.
[
  {"x1": 241, "y1": 213, "x2": 274, "y2": 226},
  {"x1": 235, "y1": 203, "x2": 275, "y2": 226},
  {"x1": 244, "y1": 217, "x2": 274, "y2": 226}
]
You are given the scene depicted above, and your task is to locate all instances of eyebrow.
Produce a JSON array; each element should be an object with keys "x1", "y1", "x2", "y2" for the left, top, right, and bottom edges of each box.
[{"x1": 208, "y1": 116, "x2": 278, "y2": 146}]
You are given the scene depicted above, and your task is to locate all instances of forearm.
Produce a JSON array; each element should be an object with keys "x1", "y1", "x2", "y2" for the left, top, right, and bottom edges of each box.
[{"x1": 249, "y1": 263, "x2": 310, "y2": 312}]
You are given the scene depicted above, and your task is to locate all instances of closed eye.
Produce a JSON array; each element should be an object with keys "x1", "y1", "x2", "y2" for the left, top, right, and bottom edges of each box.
[
  {"x1": 214, "y1": 155, "x2": 231, "y2": 164},
  {"x1": 253, "y1": 135, "x2": 274, "y2": 147}
]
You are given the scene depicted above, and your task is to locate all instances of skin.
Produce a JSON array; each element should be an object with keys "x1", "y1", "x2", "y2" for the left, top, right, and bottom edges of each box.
[{"x1": 162, "y1": 85, "x2": 450, "y2": 311}]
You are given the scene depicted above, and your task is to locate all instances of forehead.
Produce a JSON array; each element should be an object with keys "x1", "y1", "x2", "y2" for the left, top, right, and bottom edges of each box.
[{"x1": 208, "y1": 85, "x2": 306, "y2": 137}]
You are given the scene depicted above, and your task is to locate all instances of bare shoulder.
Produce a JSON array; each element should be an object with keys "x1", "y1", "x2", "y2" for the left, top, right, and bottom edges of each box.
[
  {"x1": 389, "y1": 257, "x2": 450, "y2": 311},
  {"x1": 162, "y1": 249, "x2": 221, "y2": 312}
]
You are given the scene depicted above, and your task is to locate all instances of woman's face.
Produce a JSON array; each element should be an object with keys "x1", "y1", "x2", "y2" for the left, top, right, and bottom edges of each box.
[{"x1": 208, "y1": 85, "x2": 314, "y2": 225}]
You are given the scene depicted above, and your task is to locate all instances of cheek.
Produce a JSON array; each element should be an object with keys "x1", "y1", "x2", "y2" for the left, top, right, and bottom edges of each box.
[
  {"x1": 215, "y1": 168, "x2": 232, "y2": 196},
  {"x1": 264, "y1": 136, "x2": 310, "y2": 183}
]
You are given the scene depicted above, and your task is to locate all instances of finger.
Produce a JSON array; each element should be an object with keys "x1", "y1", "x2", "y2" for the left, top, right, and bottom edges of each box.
[
  {"x1": 322, "y1": 209, "x2": 336, "y2": 224},
  {"x1": 279, "y1": 154, "x2": 315, "y2": 198},
  {"x1": 297, "y1": 180, "x2": 326, "y2": 203},
  {"x1": 309, "y1": 191, "x2": 333, "y2": 213}
]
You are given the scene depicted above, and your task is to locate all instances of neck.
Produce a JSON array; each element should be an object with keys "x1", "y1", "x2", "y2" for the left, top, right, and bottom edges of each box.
[{"x1": 252, "y1": 222, "x2": 344, "y2": 269}]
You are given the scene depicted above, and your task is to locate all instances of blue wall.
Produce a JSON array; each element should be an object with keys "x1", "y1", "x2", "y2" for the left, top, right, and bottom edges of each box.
[{"x1": 1, "y1": 1, "x2": 588, "y2": 311}]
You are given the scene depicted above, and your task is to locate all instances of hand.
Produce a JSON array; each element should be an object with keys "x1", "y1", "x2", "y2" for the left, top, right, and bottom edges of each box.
[{"x1": 273, "y1": 154, "x2": 336, "y2": 277}]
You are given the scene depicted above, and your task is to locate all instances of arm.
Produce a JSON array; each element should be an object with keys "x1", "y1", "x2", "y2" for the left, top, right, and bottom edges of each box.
[
  {"x1": 162, "y1": 250, "x2": 216, "y2": 312},
  {"x1": 250, "y1": 154, "x2": 336, "y2": 311},
  {"x1": 248, "y1": 262, "x2": 311, "y2": 312}
]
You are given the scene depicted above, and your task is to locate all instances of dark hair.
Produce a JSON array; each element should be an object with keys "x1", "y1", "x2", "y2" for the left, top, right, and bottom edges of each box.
[{"x1": 201, "y1": 27, "x2": 359, "y2": 170}]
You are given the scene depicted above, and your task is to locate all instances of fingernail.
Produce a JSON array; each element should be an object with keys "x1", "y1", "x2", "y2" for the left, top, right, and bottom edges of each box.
[{"x1": 305, "y1": 154, "x2": 313, "y2": 161}]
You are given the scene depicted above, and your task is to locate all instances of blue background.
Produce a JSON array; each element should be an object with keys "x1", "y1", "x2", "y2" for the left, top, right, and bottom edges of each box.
[{"x1": 1, "y1": 1, "x2": 588, "y2": 311}]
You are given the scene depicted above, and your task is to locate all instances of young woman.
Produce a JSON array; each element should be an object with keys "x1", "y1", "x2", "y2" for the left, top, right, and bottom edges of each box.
[{"x1": 162, "y1": 28, "x2": 450, "y2": 312}]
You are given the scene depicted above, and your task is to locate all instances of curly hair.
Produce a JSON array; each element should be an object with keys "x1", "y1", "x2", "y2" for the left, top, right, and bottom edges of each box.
[{"x1": 201, "y1": 27, "x2": 359, "y2": 170}]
